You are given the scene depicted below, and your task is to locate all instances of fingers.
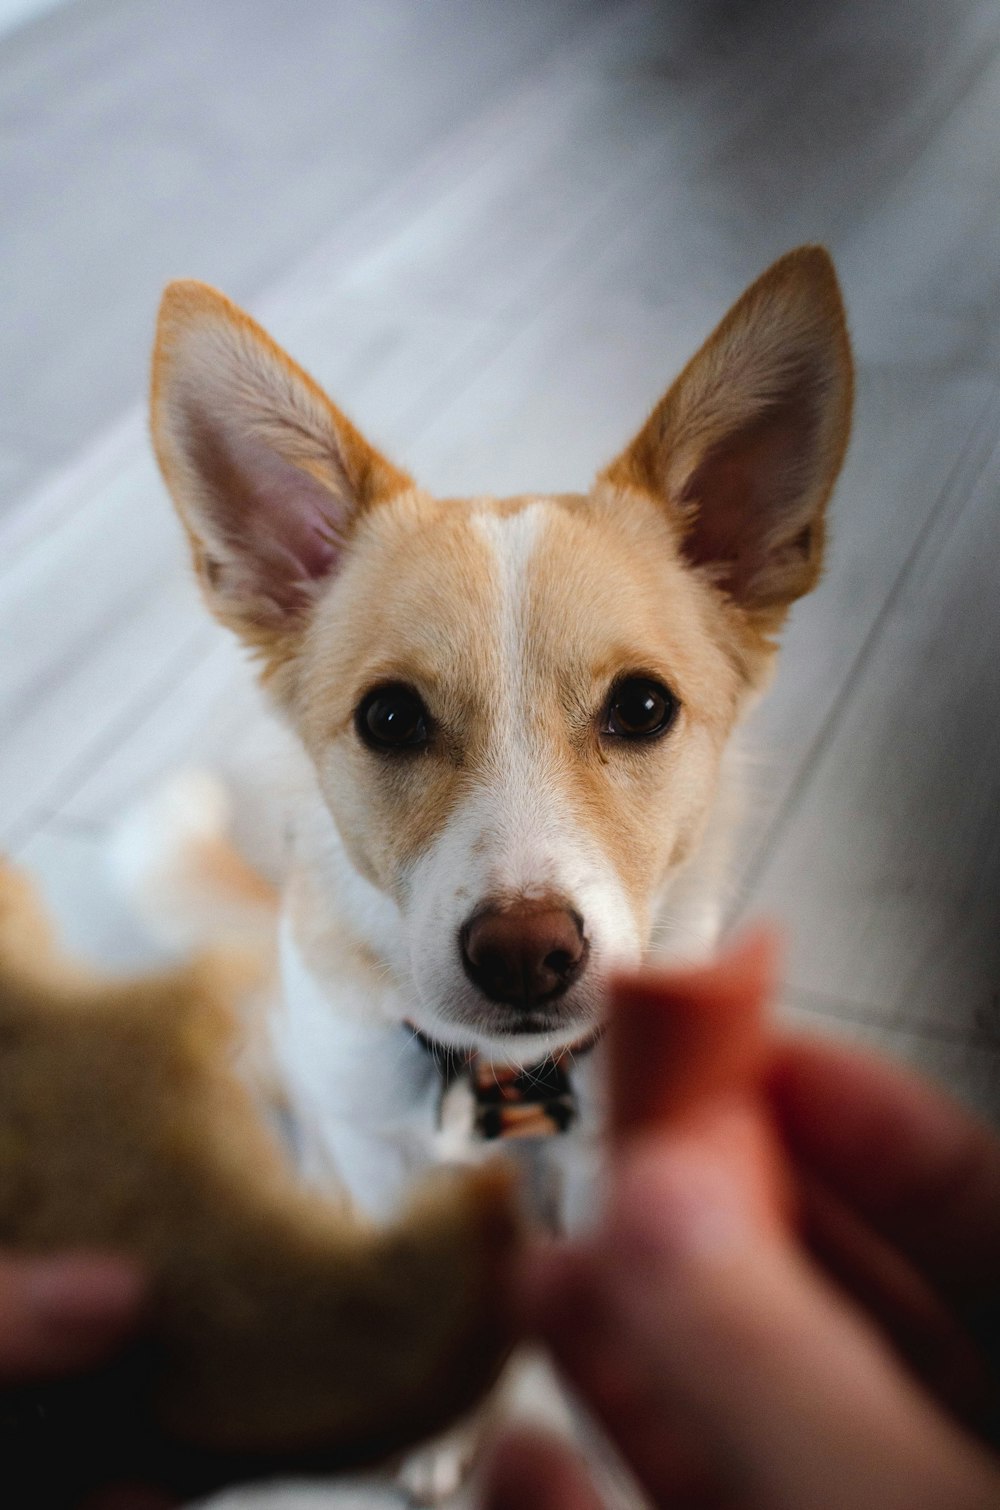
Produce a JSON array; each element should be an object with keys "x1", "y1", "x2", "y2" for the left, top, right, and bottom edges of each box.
[
  {"x1": 521, "y1": 1133, "x2": 1000, "y2": 1510},
  {"x1": 0, "y1": 1252, "x2": 145, "y2": 1383},
  {"x1": 610, "y1": 944, "x2": 1000, "y2": 1379},
  {"x1": 796, "y1": 1171, "x2": 994, "y2": 1427},
  {"x1": 607, "y1": 928, "x2": 780, "y2": 1139},
  {"x1": 482, "y1": 1428, "x2": 605, "y2": 1510},
  {"x1": 768, "y1": 1037, "x2": 1000, "y2": 1307},
  {"x1": 608, "y1": 929, "x2": 792, "y2": 1244}
]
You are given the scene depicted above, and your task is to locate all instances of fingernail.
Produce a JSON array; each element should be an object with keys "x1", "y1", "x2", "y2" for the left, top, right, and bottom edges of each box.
[{"x1": 23, "y1": 1256, "x2": 145, "y2": 1327}]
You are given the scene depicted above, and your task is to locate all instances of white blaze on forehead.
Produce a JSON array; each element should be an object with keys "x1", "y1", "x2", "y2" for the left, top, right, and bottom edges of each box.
[
  {"x1": 471, "y1": 501, "x2": 546, "y2": 719},
  {"x1": 401, "y1": 498, "x2": 641, "y2": 1040},
  {"x1": 469, "y1": 501, "x2": 562, "y2": 856},
  {"x1": 407, "y1": 499, "x2": 639, "y2": 940}
]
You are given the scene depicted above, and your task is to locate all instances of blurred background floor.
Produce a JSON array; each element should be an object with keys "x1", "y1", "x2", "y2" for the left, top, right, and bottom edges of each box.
[{"x1": 2, "y1": 0, "x2": 1000, "y2": 1502}]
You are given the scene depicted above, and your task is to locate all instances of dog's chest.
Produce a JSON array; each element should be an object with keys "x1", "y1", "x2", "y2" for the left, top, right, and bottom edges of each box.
[{"x1": 271, "y1": 921, "x2": 602, "y2": 1229}]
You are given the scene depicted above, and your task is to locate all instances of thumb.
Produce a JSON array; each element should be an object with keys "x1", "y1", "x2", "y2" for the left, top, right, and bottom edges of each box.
[{"x1": 525, "y1": 1135, "x2": 998, "y2": 1510}]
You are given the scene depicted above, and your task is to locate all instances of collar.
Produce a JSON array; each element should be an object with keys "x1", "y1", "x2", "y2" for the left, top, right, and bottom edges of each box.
[{"x1": 408, "y1": 1024, "x2": 602, "y2": 1141}]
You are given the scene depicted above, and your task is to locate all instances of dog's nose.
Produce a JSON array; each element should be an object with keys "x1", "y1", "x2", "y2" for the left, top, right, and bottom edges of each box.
[{"x1": 460, "y1": 900, "x2": 587, "y2": 1007}]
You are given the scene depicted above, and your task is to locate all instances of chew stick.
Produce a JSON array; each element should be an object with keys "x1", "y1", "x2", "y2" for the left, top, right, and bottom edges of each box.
[{"x1": 608, "y1": 930, "x2": 791, "y2": 1234}]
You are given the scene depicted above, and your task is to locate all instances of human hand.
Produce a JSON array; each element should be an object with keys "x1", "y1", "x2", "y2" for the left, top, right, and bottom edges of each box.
[
  {"x1": 486, "y1": 934, "x2": 1000, "y2": 1509},
  {"x1": 0, "y1": 1251, "x2": 171, "y2": 1508},
  {"x1": 0, "y1": 1251, "x2": 143, "y2": 1386}
]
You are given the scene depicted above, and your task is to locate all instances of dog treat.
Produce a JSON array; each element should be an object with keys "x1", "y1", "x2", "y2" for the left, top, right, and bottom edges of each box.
[
  {"x1": 0, "y1": 863, "x2": 517, "y2": 1497},
  {"x1": 608, "y1": 932, "x2": 792, "y2": 1235}
]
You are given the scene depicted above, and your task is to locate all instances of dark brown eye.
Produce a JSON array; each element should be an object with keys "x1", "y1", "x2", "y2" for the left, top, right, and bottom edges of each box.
[
  {"x1": 602, "y1": 677, "x2": 678, "y2": 741},
  {"x1": 356, "y1": 684, "x2": 430, "y2": 750}
]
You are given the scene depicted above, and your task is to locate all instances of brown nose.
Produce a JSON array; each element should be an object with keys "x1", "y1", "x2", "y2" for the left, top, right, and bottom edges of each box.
[{"x1": 460, "y1": 900, "x2": 588, "y2": 1007}]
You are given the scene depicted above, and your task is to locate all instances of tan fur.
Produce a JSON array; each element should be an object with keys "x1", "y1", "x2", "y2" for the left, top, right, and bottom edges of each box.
[
  {"x1": 190, "y1": 832, "x2": 280, "y2": 909},
  {"x1": 0, "y1": 863, "x2": 516, "y2": 1483},
  {"x1": 279, "y1": 487, "x2": 747, "y2": 927}
]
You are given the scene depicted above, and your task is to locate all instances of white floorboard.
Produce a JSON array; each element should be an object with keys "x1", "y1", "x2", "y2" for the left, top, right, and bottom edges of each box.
[{"x1": 0, "y1": 0, "x2": 70, "y2": 42}]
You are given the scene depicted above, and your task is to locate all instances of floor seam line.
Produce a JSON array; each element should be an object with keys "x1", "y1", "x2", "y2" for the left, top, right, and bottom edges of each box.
[{"x1": 732, "y1": 377, "x2": 1000, "y2": 912}]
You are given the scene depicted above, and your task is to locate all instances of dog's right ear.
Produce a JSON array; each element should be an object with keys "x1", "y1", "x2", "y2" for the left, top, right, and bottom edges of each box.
[{"x1": 151, "y1": 282, "x2": 412, "y2": 664}]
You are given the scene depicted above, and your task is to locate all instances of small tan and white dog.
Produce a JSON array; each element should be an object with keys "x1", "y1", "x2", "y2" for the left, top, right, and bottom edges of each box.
[{"x1": 150, "y1": 247, "x2": 851, "y2": 1245}]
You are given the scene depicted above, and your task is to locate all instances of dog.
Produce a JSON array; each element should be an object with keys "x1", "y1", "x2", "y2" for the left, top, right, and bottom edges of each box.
[{"x1": 150, "y1": 245, "x2": 851, "y2": 1495}]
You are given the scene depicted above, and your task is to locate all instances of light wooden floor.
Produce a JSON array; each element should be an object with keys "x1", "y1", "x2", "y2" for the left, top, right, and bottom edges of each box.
[{"x1": 3, "y1": 2, "x2": 1000, "y2": 1497}]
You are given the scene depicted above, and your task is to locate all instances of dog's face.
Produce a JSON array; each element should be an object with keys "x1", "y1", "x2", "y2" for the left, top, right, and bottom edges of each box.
[
  {"x1": 152, "y1": 249, "x2": 851, "y2": 1058},
  {"x1": 291, "y1": 486, "x2": 745, "y2": 1056}
]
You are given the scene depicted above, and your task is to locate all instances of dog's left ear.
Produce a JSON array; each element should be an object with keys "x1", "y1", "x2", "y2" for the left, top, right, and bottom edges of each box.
[{"x1": 602, "y1": 246, "x2": 852, "y2": 622}]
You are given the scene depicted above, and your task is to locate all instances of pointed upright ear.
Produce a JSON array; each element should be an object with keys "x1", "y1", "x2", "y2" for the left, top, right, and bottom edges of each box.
[
  {"x1": 151, "y1": 281, "x2": 412, "y2": 661},
  {"x1": 601, "y1": 247, "x2": 853, "y2": 623}
]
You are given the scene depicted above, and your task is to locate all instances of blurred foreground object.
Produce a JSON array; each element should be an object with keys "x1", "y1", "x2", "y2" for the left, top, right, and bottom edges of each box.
[
  {"x1": 488, "y1": 936, "x2": 1000, "y2": 1510},
  {"x1": 0, "y1": 860, "x2": 517, "y2": 1502}
]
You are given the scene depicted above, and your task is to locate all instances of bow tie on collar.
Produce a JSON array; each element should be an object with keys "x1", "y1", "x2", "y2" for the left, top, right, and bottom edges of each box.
[{"x1": 408, "y1": 1026, "x2": 601, "y2": 1141}]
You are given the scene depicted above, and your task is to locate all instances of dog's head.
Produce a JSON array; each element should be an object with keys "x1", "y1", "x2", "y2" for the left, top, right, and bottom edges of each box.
[{"x1": 151, "y1": 249, "x2": 851, "y2": 1059}]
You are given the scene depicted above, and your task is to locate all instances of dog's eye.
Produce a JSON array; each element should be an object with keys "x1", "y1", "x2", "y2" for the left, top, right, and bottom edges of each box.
[
  {"x1": 356, "y1": 685, "x2": 430, "y2": 751},
  {"x1": 602, "y1": 677, "x2": 678, "y2": 741}
]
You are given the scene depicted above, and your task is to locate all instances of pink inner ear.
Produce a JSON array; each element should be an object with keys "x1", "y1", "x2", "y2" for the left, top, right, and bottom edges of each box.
[
  {"x1": 188, "y1": 409, "x2": 346, "y2": 616},
  {"x1": 235, "y1": 435, "x2": 341, "y2": 582},
  {"x1": 680, "y1": 403, "x2": 819, "y2": 602}
]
